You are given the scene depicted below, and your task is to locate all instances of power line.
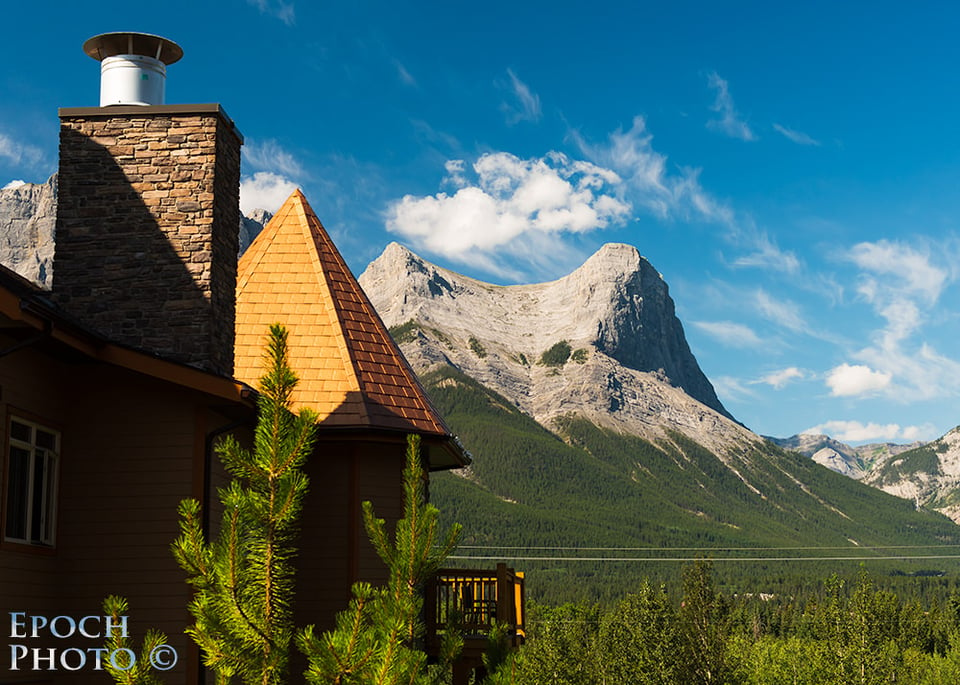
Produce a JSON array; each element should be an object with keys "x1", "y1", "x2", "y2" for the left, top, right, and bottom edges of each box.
[
  {"x1": 456, "y1": 544, "x2": 960, "y2": 552},
  {"x1": 448, "y1": 554, "x2": 960, "y2": 563}
]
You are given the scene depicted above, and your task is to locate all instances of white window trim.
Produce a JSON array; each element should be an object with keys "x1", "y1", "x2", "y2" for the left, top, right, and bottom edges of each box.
[{"x1": 4, "y1": 416, "x2": 60, "y2": 547}]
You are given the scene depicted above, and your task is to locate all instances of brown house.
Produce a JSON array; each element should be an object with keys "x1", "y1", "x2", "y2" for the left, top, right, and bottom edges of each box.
[{"x1": 0, "y1": 32, "x2": 471, "y2": 685}]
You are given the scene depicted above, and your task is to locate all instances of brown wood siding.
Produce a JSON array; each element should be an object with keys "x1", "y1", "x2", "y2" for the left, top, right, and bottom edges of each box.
[
  {"x1": 294, "y1": 440, "x2": 353, "y2": 634},
  {"x1": 0, "y1": 346, "x2": 244, "y2": 685}
]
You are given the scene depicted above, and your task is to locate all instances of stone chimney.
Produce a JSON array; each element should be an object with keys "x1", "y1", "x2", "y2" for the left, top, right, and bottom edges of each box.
[{"x1": 52, "y1": 34, "x2": 242, "y2": 376}]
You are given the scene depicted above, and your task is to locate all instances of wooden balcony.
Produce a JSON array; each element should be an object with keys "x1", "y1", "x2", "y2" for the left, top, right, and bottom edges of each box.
[{"x1": 425, "y1": 562, "x2": 525, "y2": 682}]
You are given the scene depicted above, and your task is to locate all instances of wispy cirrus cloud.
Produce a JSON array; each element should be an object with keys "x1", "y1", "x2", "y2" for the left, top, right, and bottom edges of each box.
[
  {"x1": 731, "y1": 231, "x2": 801, "y2": 274},
  {"x1": 0, "y1": 131, "x2": 44, "y2": 169},
  {"x1": 754, "y1": 290, "x2": 805, "y2": 331},
  {"x1": 500, "y1": 69, "x2": 542, "y2": 125},
  {"x1": 243, "y1": 139, "x2": 305, "y2": 178},
  {"x1": 712, "y1": 376, "x2": 760, "y2": 402},
  {"x1": 758, "y1": 367, "x2": 804, "y2": 389},
  {"x1": 691, "y1": 320, "x2": 764, "y2": 348},
  {"x1": 576, "y1": 117, "x2": 798, "y2": 275},
  {"x1": 773, "y1": 123, "x2": 820, "y2": 146},
  {"x1": 706, "y1": 72, "x2": 757, "y2": 142},
  {"x1": 575, "y1": 116, "x2": 732, "y2": 224},
  {"x1": 393, "y1": 59, "x2": 417, "y2": 87},
  {"x1": 246, "y1": 0, "x2": 295, "y2": 25}
]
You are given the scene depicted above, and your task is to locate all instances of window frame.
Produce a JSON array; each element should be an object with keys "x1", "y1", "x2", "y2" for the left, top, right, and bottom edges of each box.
[{"x1": 3, "y1": 413, "x2": 60, "y2": 549}]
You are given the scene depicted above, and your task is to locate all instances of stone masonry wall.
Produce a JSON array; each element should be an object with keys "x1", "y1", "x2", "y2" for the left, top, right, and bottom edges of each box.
[{"x1": 53, "y1": 106, "x2": 241, "y2": 376}]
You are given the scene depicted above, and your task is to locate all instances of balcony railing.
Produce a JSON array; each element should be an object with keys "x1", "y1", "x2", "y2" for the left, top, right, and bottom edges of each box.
[{"x1": 425, "y1": 563, "x2": 525, "y2": 651}]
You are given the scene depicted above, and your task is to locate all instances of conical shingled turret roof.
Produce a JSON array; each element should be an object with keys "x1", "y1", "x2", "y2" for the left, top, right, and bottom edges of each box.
[{"x1": 235, "y1": 190, "x2": 465, "y2": 466}]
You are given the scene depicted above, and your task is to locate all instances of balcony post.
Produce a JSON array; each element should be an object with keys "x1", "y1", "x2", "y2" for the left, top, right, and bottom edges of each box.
[{"x1": 495, "y1": 563, "x2": 511, "y2": 625}]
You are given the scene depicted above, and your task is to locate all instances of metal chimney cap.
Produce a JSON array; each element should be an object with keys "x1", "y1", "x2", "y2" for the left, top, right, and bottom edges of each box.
[{"x1": 83, "y1": 32, "x2": 183, "y2": 65}]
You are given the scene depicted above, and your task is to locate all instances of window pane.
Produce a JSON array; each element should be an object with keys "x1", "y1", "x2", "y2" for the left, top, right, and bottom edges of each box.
[
  {"x1": 42, "y1": 454, "x2": 57, "y2": 544},
  {"x1": 36, "y1": 430, "x2": 56, "y2": 451},
  {"x1": 5, "y1": 446, "x2": 30, "y2": 540},
  {"x1": 10, "y1": 421, "x2": 30, "y2": 443},
  {"x1": 30, "y1": 451, "x2": 46, "y2": 543}
]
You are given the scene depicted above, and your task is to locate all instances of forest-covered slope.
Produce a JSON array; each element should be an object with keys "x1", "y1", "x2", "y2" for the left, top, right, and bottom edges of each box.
[{"x1": 425, "y1": 368, "x2": 960, "y2": 604}]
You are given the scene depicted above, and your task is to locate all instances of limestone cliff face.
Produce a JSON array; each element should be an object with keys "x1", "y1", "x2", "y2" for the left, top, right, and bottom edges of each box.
[
  {"x1": 0, "y1": 175, "x2": 57, "y2": 287},
  {"x1": 359, "y1": 242, "x2": 755, "y2": 454},
  {"x1": 0, "y1": 174, "x2": 267, "y2": 288},
  {"x1": 862, "y1": 427, "x2": 960, "y2": 523}
]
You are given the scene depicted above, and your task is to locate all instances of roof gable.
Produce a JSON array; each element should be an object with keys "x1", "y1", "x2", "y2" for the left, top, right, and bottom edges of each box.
[{"x1": 235, "y1": 190, "x2": 453, "y2": 438}]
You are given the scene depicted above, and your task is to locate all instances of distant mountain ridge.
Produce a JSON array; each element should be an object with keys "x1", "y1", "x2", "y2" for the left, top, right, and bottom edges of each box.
[
  {"x1": 768, "y1": 431, "x2": 960, "y2": 523},
  {"x1": 768, "y1": 434, "x2": 923, "y2": 480},
  {"x1": 863, "y1": 427, "x2": 960, "y2": 522}
]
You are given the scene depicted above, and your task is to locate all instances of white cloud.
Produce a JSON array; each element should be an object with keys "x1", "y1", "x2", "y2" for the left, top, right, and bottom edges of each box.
[
  {"x1": 386, "y1": 151, "x2": 630, "y2": 267},
  {"x1": 706, "y1": 72, "x2": 757, "y2": 142},
  {"x1": 394, "y1": 59, "x2": 416, "y2": 87},
  {"x1": 855, "y1": 340, "x2": 960, "y2": 402},
  {"x1": 712, "y1": 376, "x2": 759, "y2": 402},
  {"x1": 755, "y1": 290, "x2": 805, "y2": 331},
  {"x1": 692, "y1": 321, "x2": 764, "y2": 348},
  {"x1": 247, "y1": 0, "x2": 295, "y2": 25},
  {"x1": 803, "y1": 420, "x2": 904, "y2": 443},
  {"x1": 732, "y1": 231, "x2": 800, "y2": 273},
  {"x1": 825, "y1": 363, "x2": 892, "y2": 397},
  {"x1": 0, "y1": 132, "x2": 44, "y2": 168},
  {"x1": 838, "y1": 239, "x2": 960, "y2": 401},
  {"x1": 2, "y1": 180, "x2": 26, "y2": 190},
  {"x1": 575, "y1": 116, "x2": 734, "y2": 224},
  {"x1": 759, "y1": 367, "x2": 804, "y2": 389},
  {"x1": 240, "y1": 172, "x2": 298, "y2": 215},
  {"x1": 501, "y1": 69, "x2": 542, "y2": 125},
  {"x1": 849, "y1": 240, "x2": 949, "y2": 305},
  {"x1": 577, "y1": 117, "x2": 799, "y2": 276},
  {"x1": 243, "y1": 139, "x2": 304, "y2": 178},
  {"x1": 772, "y1": 123, "x2": 820, "y2": 146}
]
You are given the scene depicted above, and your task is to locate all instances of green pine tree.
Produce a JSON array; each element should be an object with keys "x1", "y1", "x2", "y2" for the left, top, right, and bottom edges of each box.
[
  {"x1": 101, "y1": 595, "x2": 168, "y2": 685},
  {"x1": 298, "y1": 433, "x2": 463, "y2": 684},
  {"x1": 172, "y1": 324, "x2": 318, "y2": 685}
]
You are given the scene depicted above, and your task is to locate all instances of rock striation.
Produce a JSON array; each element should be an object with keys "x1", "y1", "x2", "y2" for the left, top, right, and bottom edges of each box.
[
  {"x1": 360, "y1": 242, "x2": 757, "y2": 454},
  {"x1": 0, "y1": 175, "x2": 57, "y2": 287}
]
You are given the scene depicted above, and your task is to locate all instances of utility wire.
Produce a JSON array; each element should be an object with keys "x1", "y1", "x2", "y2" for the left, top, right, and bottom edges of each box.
[
  {"x1": 456, "y1": 544, "x2": 960, "y2": 552},
  {"x1": 449, "y1": 554, "x2": 960, "y2": 563}
]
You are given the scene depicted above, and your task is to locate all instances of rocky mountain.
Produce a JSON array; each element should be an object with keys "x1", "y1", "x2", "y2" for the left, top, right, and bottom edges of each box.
[
  {"x1": 0, "y1": 176, "x2": 57, "y2": 287},
  {"x1": 360, "y1": 243, "x2": 960, "y2": 600},
  {"x1": 360, "y1": 241, "x2": 748, "y2": 454},
  {"x1": 861, "y1": 427, "x2": 960, "y2": 523},
  {"x1": 0, "y1": 174, "x2": 267, "y2": 288},
  {"x1": 768, "y1": 434, "x2": 923, "y2": 480}
]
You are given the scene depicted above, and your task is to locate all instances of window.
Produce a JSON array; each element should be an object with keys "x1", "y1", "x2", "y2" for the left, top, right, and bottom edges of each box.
[{"x1": 4, "y1": 417, "x2": 59, "y2": 546}]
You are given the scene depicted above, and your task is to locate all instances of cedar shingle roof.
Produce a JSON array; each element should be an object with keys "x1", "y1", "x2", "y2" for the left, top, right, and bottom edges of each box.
[{"x1": 235, "y1": 190, "x2": 456, "y2": 443}]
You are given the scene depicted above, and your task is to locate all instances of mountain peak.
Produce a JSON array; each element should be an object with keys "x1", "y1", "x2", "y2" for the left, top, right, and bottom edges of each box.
[
  {"x1": 360, "y1": 242, "x2": 739, "y2": 448},
  {"x1": 579, "y1": 242, "x2": 644, "y2": 272}
]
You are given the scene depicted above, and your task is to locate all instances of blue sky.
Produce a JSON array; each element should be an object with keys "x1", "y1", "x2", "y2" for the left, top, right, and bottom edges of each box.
[{"x1": 2, "y1": 1, "x2": 959, "y2": 445}]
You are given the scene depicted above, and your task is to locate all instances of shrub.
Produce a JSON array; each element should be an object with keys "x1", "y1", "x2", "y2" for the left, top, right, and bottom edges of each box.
[
  {"x1": 469, "y1": 336, "x2": 488, "y2": 358},
  {"x1": 540, "y1": 340, "x2": 572, "y2": 367}
]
